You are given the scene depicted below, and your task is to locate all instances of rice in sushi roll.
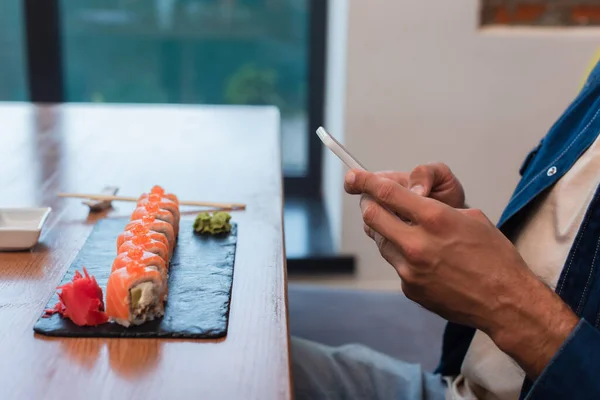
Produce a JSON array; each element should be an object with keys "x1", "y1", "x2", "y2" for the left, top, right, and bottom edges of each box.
[{"x1": 105, "y1": 262, "x2": 166, "y2": 327}]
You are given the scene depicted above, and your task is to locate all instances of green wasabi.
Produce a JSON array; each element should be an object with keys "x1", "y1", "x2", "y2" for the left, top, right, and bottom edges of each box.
[{"x1": 193, "y1": 211, "x2": 232, "y2": 235}]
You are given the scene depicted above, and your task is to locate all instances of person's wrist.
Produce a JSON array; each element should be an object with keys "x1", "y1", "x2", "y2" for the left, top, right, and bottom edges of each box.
[{"x1": 486, "y1": 273, "x2": 578, "y2": 378}]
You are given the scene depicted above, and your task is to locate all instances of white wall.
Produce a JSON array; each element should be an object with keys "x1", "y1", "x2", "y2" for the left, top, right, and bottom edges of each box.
[{"x1": 328, "y1": 0, "x2": 600, "y2": 284}]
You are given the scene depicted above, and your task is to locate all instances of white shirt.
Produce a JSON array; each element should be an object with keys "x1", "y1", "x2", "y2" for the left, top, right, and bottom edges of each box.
[{"x1": 448, "y1": 134, "x2": 600, "y2": 400}]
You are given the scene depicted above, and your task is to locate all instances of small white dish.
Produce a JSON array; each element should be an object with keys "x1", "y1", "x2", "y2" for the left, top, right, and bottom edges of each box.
[{"x1": 0, "y1": 207, "x2": 52, "y2": 251}]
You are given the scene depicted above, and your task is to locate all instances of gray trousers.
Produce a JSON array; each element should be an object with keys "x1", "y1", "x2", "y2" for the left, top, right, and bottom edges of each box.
[{"x1": 291, "y1": 337, "x2": 447, "y2": 400}]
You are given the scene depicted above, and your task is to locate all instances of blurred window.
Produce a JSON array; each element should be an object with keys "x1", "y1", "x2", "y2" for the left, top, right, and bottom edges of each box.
[
  {"x1": 0, "y1": 1, "x2": 28, "y2": 101},
  {"x1": 20, "y1": 0, "x2": 328, "y2": 196}
]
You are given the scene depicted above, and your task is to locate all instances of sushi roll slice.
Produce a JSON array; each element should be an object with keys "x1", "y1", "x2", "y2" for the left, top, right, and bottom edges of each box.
[
  {"x1": 112, "y1": 247, "x2": 168, "y2": 275},
  {"x1": 111, "y1": 249, "x2": 169, "y2": 302},
  {"x1": 137, "y1": 193, "x2": 180, "y2": 226},
  {"x1": 117, "y1": 223, "x2": 173, "y2": 257},
  {"x1": 118, "y1": 233, "x2": 170, "y2": 264},
  {"x1": 131, "y1": 202, "x2": 178, "y2": 236},
  {"x1": 106, "y1": 263, "x2": 166, "y2": 327},
  {"x1": 126, "y1": 215, "x2": 176, "y2": 250},
  {"x1": 140, "y1": 185, "x2": 179, "y2": 206}
]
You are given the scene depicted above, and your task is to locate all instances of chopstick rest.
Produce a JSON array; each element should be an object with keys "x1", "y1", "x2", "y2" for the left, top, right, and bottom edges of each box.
[{"x1": 83, "y1": 186, "x2": 119, "y2": 212}]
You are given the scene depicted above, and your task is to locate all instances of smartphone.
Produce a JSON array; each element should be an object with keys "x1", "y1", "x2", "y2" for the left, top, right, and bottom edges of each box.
[{"x1": 316, "y1": 127, "x2": 368, "y2": 171}]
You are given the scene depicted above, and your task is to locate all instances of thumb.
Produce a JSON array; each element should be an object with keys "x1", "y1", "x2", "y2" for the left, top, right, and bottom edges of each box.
[{"x1": 408, "y1": 164, "x2": 435, "y2": 197}]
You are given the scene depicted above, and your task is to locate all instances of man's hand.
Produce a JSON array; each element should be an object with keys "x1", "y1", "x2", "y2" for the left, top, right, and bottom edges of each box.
[
  {"x1": 362, "y1": 163, "x2": 466, "y2": 209},
  {"x1": 344, "y1": 169, "x2": 578, "y2": 379}
]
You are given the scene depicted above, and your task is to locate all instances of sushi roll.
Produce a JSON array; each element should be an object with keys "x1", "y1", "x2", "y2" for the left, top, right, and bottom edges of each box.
[
  {"x1": 106, "y1": 263, "x2": 165, "y2": 327},
  {"x1": 126, "y1": 215, "x2": 176, "y2": 250},
  {"x1": 131, "y1": 202, "x2": 178, "y2": 236},
  {"x1": 137, "y1": 193, "x2": 180, "y2": 225},
  {"x1": 111, "y1": 249, "x2": 169, "y2": 302},
  {"x1": 118, "y1": 233, "x2": 170, "y2": 264},
  {"x1": 140, "y1": 185, "x2": 179, "y2": 206},
  {"x1": 117, "y1": 223, "x2": 173, "y2": 257},
  {"x1": 112, "y1": 247, "x2": 168, "y2": 275}
]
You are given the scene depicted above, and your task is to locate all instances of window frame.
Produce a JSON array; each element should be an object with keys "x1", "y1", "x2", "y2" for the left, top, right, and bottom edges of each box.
[{"x1": 22, "y1": 0, "x2": 327, "y2": 198}]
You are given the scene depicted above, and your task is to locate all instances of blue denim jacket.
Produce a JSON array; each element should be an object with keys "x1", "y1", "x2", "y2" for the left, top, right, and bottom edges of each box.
[{"x1": 435, "y1": 61, "x2": 600, "y2": 400}]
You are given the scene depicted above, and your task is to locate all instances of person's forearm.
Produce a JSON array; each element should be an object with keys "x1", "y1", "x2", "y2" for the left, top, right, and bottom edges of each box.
[{"x1": 487, "y1": 273, "x2": 578, "y2": 379}]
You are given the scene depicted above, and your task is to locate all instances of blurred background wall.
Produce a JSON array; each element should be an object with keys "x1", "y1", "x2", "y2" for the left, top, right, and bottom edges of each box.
[{"x1": 328, "y1": 0, "x2": 600, "y2": 287}]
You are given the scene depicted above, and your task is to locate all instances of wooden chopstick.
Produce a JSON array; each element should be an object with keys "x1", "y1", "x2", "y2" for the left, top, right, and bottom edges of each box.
[{"x1": 58, "y1": 192, "x2": 246, "y2": 210}]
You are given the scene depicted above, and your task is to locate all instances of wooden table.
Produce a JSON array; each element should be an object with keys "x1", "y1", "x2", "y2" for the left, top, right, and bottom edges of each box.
[{"x1": 0, "y1": 103, "x2": 291, "y2": 400}]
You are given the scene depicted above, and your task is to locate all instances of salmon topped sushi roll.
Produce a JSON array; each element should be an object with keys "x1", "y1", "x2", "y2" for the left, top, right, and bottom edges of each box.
[
  {"x1": 126, "y1": 215, "x2": 176, "y2": 250},
  {"x1": 105, "y1": 263, "x2": 165, "y2": 327},
  {"x1": 117, "y1": 223, "x2": 172, "y2": 257},
  {"x1": 111, "y1": 248, "x2": 169, "y2": 301},
  {"x1": 112, "y1": 248, "x2": 168, "y2": 275},
  {"x1": 137, "y1": 193, "x2": 180, "y2": 225},
  {"x1": 131, "y1": 202, "x2": 177, "y2": 236},
  {"x1": 118, "y1": 233, "x2": 170, "y2": 264},
  {"x1": 140, "y1": 185, "x2": 179, "y2": 206}
]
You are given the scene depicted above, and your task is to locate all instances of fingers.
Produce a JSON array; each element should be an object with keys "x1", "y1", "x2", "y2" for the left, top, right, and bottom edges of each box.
[
  {"x1": 364, "y1": 224, "x2": 412, "y2": 281},
  {"x1": 363, "y1": 223, "x2": 375, "y2": 239},
  {"x1": 346, "y1": 164, "x2": 453, "y2": 198},
  {"x1": 345, "y1": 170, "x2": 362, "y2": 194},
  {"x1": 408, "y1": 163, "x2": 451, "y2": 196},
  {"x1": 374, "y1": 232, "x2": 407, "y2": 269},
  {"x1": 374, "y1": 171, "x2": 409, "y2": 187},
  {"x1": 359, "y1": 196, "x2": 425, "y2": 257},
  {"x1": 347, "y1": 170, "x2": 427, "y2": 221},
  {"x1": 346, "y1": 170, "x2": 409, "y2": 194},
  {"x1": 408, "y1": 164, "x2": 435, "y2": 196}
]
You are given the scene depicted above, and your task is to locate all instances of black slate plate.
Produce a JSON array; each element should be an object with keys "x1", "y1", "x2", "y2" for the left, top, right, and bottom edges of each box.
[{"x1": 34, "y1": 218, "x2": 237, "y2": 339}]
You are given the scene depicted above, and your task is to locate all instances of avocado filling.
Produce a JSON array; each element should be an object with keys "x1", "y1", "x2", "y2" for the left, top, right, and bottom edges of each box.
[{"x1": 129, "y1": 281, "x2": 164, "y2": 325}]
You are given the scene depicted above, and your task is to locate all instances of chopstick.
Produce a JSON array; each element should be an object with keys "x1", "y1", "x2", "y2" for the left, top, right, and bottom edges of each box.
[{"x1": 58, "y1": 192, "x2": 246, "y2": 210}]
